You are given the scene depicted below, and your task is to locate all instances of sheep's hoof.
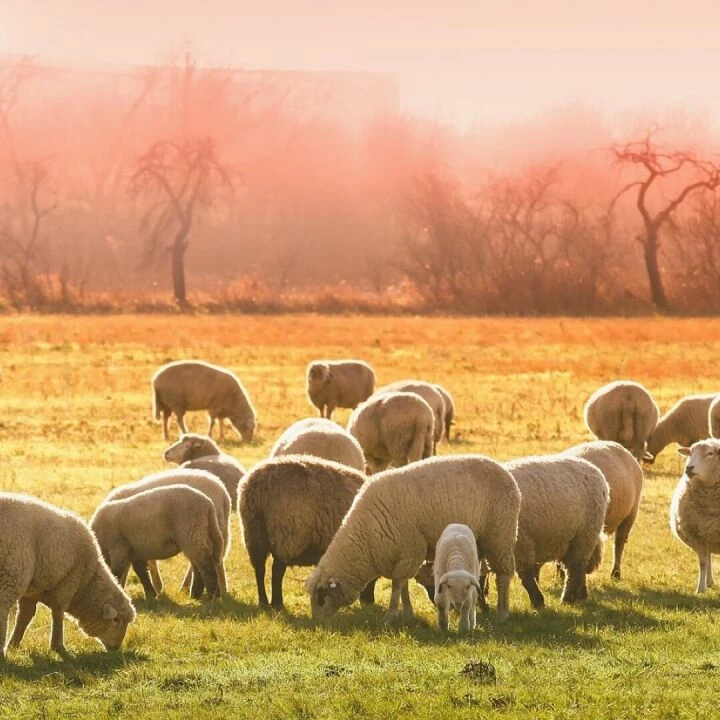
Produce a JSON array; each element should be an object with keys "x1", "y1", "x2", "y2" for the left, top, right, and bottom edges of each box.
[
  {"x1": 270, "y1": 602, "x2": 284, "y2": 611},
  {"x1": 611, "y1": 569, "x2": 621, "y2": 580}
]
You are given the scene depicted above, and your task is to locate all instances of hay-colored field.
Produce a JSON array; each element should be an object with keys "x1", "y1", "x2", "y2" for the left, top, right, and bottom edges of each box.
[{"x1": 1, "y1": 314, "x2": 720, "y2": 719}]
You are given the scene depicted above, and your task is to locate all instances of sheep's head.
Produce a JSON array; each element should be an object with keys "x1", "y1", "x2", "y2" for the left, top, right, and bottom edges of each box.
[
  {"x1": 231, "y1": 414, "x2": 255, "y2": 443},
  {"x1": 79, "y1": 592, "x2": 136, "y2": 651},
  {"x1": 306, "y1": 568, "x2": 353, "y2": 621},
  {"x1": 678, "y1": 440, "x2": 720, "y2": 486},
  {"x1": 164, "y1": 433, "x2": 218, "y2": 463},
  {"x1": 434, "y1": 570, "x2": 482, "y2": 613},
  {"x1": 308, "y1": 363, "x2": 332, "y2": 388}
]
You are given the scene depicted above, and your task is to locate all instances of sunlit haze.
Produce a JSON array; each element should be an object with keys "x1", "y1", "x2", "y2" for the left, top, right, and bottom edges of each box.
[{"x1": 4, "y1": 0, "x2": 720, "y2": 126}]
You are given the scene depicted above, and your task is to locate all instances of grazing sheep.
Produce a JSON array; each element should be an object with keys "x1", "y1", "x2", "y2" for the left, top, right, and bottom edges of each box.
[
  {"x1": 346, "y1": 391, "x2": 434, "y2": 474},
  {"x1": 563, "y1": 441, "x2": 644, "y2": 579},
  {"x1": 306, "y1": 360, "x2": 375, "y2": 419},
  {"x1": 0, "y1": 492, "x2": 136, "y2": 659},
  {"x1": 584, "y1": 380, "x2": 659, "y2": 461},
  {"x1": 708, "y1": 396, "x2": 720, "y2": 441},
  {"x1": 646, "y1": 393, "x2": 717, "y2": 462},
  {"x1": 307, "y1": 455, "x2": 521, "y2": 623},
  {"x1": 504, "y1": 455, "x2": 609, "y2": 608},
  {"x1": 433, "y1": 524, "x2": 483, "y2": 634},
  {"x1": 374, "y1": 380, "x2": 446, "y2": 446},
  {"x1": 270, "y1": 418, "x2": 366, "y2": 471},
  {"x1": 93, "y1": 485, "x2": 225, "y2": 601},
  {"x1": 163, "y1": 433, "x2": 246, "y2": 509},
  {"x1": 671, "y1": 440, "x2": 720, "y2": 593},
  {"x1": 152, "y1": 359, "x2": 256, "y2": 442},
  {"x1": 434, "y1": 384, "x2": 455, "y2": 440},
  {"x1": 238, "y1": 455, "x2": 375, "y2": 609},
  {"x1": 105, "y1": 468, "x2": 231, "y2": 598}
]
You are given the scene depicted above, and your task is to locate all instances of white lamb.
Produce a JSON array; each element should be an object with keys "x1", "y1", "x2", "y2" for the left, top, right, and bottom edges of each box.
[{"x1": 433, "y1": 524, "x2": 482, "y2": 634}]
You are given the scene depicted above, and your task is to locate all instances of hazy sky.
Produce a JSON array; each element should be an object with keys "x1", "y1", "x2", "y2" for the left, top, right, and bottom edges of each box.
[{"x1": 3, "y1": 1, "x2": 720, "y2": 125}]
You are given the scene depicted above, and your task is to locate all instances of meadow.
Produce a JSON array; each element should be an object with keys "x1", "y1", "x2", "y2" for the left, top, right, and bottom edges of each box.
[{"x1": 1, "y1": 314, "x2": 720, "y2": 719}]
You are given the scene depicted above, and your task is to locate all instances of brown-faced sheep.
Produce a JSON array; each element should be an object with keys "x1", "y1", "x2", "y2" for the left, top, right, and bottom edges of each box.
[
  {"x1": 307, "y1": 455, "x2": 520, "y2": 623},
  {"x1": 270, "y1": 418, "x2": 366, "y2": 471},
  {"x1": 238, "y1": 455, "x2": 375, "y2": 609},
  {"x1": 584, "y1": 380, "x2": 659, "y2": 461},
  {"x1": 306, "y1": 360, "x2": 375, "y2": 419},
  {"x1": 91, "y1": 485, "x2": 224, "y2": 601},
  {"x1": 0, "y1": 492, "x2": 136, "y2": 659},
  {"x1": 346, "y1": 391, "x2": 434, "y2": 474},
  {"x1": 647, "y1": 393, "x2": 717, "y2": 462},
  {"x1": 104, "y1": 468, "x2": 231, "y2": 598},
  {"x1": 163, "y1": 433, "x2": 246, "y2": 509},
  {"x1": 563, "y1": 440, "x2": 644, "y2": 579},
  {"x1": 671, "y1": 440, "x2": 720, "y2": 593},
  {"x1": 373, "y1": 380, "x2": 446, "y2": 447},
  {"x1": 152, "y1": 359, "x2": 256, "y2": 442}
]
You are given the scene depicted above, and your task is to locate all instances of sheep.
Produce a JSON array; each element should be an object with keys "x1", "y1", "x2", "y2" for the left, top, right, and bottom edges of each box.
[
  {"x1": 306, "y1": 360, "x2": 375, "y2": 419},
  {"x1": 270, "y1": 418, "x2": 366, "y2": 471},
  {"x1": 307, "y1": 454, "x2": 521, "y2": 623},
  {"x1": 584, "y1": 380, "x2": 659, "y2": 461},
  {"x1": 91, "y1": 485, "x2": 224, "y2": 601},
  {"x1": 433, "y1": 524, "x2": 483, "y2": 634},
  {"x1": 373, "y1": 379, "x2": 446, "y2": 447},
  {"x1": 238, "y1": 455, "x2": 375, "y2": 609},
  {"x1": 503, "y1": 455, "x2": 609, "y2": 608},
  {"x1": 103, "y1": 469, "x2": 231, "y2": 598},
  {"x1": 708, "y1": 396, "x2": 720, "y2": 440},
  {"x1": 434, "y1": 384, "x2": 455, "y2": 440},
  {"x1": 163, "y1": 433, "x2": 246, "y2": 509},
  {"x1": 346, "y1": 391, "x2": 435, "y2": 474},
  {"x1": 670, "y1": 439, "x2": 720, "y2": 593},
  {"x1": 563, "y1": 441, "x2": 644, "y2": 579},
  {"x1": 0, "y1": 492, "x2": 136, "y2": 659},
  {"x1": 646, "y1": 393, "x2": 717, "y2": 462},
  {"x1": 152, "y1": 359, "x2": 256, "y2": 442}
]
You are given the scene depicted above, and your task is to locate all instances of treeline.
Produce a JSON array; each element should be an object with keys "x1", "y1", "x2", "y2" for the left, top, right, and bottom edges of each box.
[{"x1": 1, "y1": 54, "x2": 720, "y2": 314}]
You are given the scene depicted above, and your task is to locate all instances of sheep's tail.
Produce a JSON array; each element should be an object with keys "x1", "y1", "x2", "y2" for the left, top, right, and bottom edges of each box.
[
  {"x1": 238, "y1": 481, "x2": 269, "y2": 566},
  {"x1": 586, "y1": 534, "x2": 606, "y2": 574},
  {"x1": 152, "y1": 385, "x2": 163, "y2": 420},
  {"x1": 407, "y1": 418, "x2": 431, "y2": 462},
  {"x1": 619, "y1": 401, "x2": 635, "y2": 446}
]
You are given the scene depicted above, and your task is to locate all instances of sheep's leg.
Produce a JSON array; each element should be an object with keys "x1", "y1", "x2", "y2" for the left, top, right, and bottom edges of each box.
[
  {"x1": 270, "y1": 558, "x2": 287, "y2": 609},
  {"x1": 518, "y1": 569, "x2": 545, "y2": 609},
  {"x1": 217, "y1": 562, "x2": 228, "y2": 597},
  {"x1": 8, "y1": 598, "x2": 37, "y2": 648},
  {"x1": 207, "y1": 416, "x2": 215, "y2": 438},
  {"x1": 561, "y1": 563, "x2": 586, "y2": 603},
  {"x1": 131, "y1": 560, "x2": 157, "y2": 600},
  {"x1": 176, "y1": 412, "x2": 188, "y2": 435},
  {"x1": 385, "y1": 578, "x2": 405, "y2": 621},
  {"x1": 469, "y1": 593, "x2": 477, "y2": 631},
  {"x1": 708, "y1": 553, "x2": 714, "y2": 589},
  {"x1": 0, "y1": 602, "x2": 10, "y2": 659},
  {"x1": 218, "y1": 419, "x2": 225, "y2": 443},
  {"x1": 458, "y1": 599, "x2": 473, "y2": 635},
  {"x1": 162, "y1": 411, "x2": 171, "y2": 441},
  {"x1": 49, "y1": 605, "x2": 68, "y2": 656},
  {"x1": 437, "y1": 604, "x2": 449, "y2": 631},
  {"x1": 697, "y1": 551, "x2": 709, "y2": 593},
  {"x1": 400, "y1": 580, "x2": 414, "y2": 621},
  {"x1": 326, "y1": 405, "x2": 336, "y2": 421},
  {"x1": 359, "y1": 578, "x2": 377, "y2": 605},
  {"x1": 612, "y1": 516, "x2": 634, "y2": 580},
  {"x1": 194, "y1": 556, "x2": 219, "y2": 600},
  {"x1": 148, "y1": 561, "x2": 165, "y2": 594},
  {"x1": 189, "y1": 565, "x2": 207, "y2": 599},
  {"x1": 179, "y1": 565, "x2": 192, "y2": 593}
]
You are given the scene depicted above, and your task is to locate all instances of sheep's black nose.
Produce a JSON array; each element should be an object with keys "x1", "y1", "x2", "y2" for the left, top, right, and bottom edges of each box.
[{"x1": 686, "y1": 464, "x2": 696, "y2": 477}]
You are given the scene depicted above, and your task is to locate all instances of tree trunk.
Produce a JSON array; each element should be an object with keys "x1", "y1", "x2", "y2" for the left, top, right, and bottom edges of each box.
[
  {"x1": 643, "y1": 228, "x2": 669, "y2": 312},
  {"x1": 171, "y1": 231, "x2": 189, "y2": 309}
]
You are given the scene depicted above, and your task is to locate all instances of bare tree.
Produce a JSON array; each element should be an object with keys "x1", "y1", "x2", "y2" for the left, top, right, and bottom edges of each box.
[
  {"x1": 610, "y1": 131, "x2": 720, "y2": 312},
  {"x1": 128, "y1": 137, "x2": 233, "y2": 308}
]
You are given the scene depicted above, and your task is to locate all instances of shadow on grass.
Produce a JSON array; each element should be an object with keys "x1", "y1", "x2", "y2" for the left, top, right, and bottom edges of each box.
[
  {"x1": 599, "y1": 583, "x2": 720, "y2": 612},
  {"x1": 0, "y1": 648, "x2": 148, "y2": 681},
  {"x1": 133, "y1": 593, "x2": 262, "y2": 622}
]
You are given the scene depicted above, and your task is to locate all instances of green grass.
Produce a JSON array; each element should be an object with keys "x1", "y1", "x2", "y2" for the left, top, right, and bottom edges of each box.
[{"x1": 1, "y1": 315, "x2": 720, "y2": 718}]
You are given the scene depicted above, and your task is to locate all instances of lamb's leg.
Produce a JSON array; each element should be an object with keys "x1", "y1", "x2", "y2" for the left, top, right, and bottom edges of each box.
[
  {"x1": 469, "y1": 593, "x2": 477, "y2": 631},
  {"x1": 518, "y1": 569, "x2": 545, "y2": 609},
  {"x1": 131, "y1": 560, "x2": 157, "y2": 600},
  {"x1": 708, "y1": 552, "x2": 714, "y2": 589},
  {"x1": 458, "y1": 599, "x2": 473, "y2": 635},
  {"x1": 697, "y1": 550, "x2": 709, "y2": 593},
  {"x1": 9, "y1": 598, "x2": 38, "y2": 648},
  {"x1": 270, "y1": 558, "x2": 287, "y2": 610},
  {"x1": 359, "y1": 578, "x2": 377, "y2": 605},
  {"x1": 612, "y1": 516, "x2": 634, "y2": 580},
  {"x1": 437, "y1": 603, "x2": 449, "y2": 631},
  {"x1": 49, "y1": 605, "x2": 68, "y2": 656}
]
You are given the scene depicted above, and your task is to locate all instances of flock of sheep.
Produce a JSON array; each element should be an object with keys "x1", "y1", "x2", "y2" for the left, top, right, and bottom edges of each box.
[{"x1": 2, "y1": 360, "x2": 720, "y2": 660}]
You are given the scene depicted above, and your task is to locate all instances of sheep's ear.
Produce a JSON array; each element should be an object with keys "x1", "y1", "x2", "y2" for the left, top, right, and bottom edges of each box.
[
  {"x1": 103, "y1": 603, "x2": 118, "y2": 620},
  {"x1": 470, "y1": 577, "x2": 483, "y2": 594},
  {"x1": 327, "y1": 578, "x2": 342, "y2": 597},
  {"x1": 437, "y1": 581, "x2": 445, "y2": 595},
  {"x1": 677, "y1": 447, "x2": 692, "y2": 457}
]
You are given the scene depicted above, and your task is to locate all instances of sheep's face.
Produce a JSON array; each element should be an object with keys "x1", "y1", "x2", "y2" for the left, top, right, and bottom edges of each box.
[
  {"x1": 306, "y1": 569, "x2": 351, "y2": 621},
  {"x1": 233, "y1": 415, "x2": 255, "y2": 443},
  {"x1": 80, "y1": 598, "x2": 136, "y2": 651},
  {"x1": 308, "y1": 364, "x2": 331, "y2": 389},
  {"x1": 164, "y1": 433, "x2": 215, "y2": 463},
  {"x1": 434, "y1": 571, "x2": 481, "y2": 614},
  {"x1": 678, "y1": 440, "x2": 720, "y2": 486}
]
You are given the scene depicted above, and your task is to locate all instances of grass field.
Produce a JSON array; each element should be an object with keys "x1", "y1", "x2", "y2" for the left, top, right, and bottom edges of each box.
[{"x1": 1, "y1": 314, "x2": 720, "y2": 719}]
